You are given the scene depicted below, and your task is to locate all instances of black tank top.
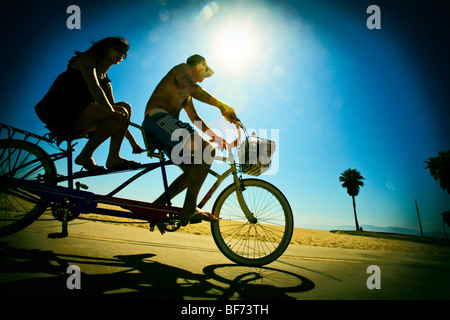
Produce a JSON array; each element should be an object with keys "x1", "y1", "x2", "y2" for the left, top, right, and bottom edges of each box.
[{"x1": 34, "y1": 59, "x2": 111, "y2": 128}]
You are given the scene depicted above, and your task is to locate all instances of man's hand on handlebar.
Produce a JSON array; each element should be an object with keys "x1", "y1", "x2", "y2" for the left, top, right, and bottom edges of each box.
[
  {"x1": 219, "y1": 104, "x2": 244, "y2": 129},
  {"x1": 209, "y1": 135, "x2": 228, "y2": 151}
]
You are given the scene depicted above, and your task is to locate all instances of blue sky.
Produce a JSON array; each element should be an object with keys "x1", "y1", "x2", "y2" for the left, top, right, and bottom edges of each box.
[{"x1": 1, "y1": 0, "x2": 449, "y2": 234}]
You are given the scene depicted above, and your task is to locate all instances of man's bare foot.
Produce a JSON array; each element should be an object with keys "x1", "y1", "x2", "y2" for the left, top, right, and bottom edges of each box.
[
  {"x1": 75, "y1": 155, "x2": 105, "y2": 172},
  {"x1": 179, "y1": 208, "x2": 218, "y2": 226}
]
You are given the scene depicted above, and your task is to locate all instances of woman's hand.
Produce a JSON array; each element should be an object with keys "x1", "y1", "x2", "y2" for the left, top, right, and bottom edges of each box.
[{"x1": 110, "y1": 108, "x2": 129, "y2": 125}]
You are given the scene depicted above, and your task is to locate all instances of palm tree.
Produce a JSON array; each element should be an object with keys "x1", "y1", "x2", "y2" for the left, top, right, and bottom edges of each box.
[
  {"x1": 425, "y1": 150, "x2": 450, "y2": 194},
  {"x1": 339, "y1": 168, "x2": 365, "y2": 231}
]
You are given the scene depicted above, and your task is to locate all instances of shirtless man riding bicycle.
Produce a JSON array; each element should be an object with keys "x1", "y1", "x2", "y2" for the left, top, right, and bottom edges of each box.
[{"x1": 142, "y1": 54, "x2": 242, "y2": 225}]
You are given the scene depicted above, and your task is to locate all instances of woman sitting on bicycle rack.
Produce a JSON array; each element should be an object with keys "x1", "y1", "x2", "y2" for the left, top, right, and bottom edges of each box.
[
  {"x1": 34, "y1": 36, "x2": 142, "y2": 171},
  {"x1": 143, "y1": 54, "x2": 242, "y2": 225}
]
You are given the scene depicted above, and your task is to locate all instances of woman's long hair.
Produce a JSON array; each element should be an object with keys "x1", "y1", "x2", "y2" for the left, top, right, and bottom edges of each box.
[{"x1": 69, "y1": 37, "x2": 129, "y2": 66}]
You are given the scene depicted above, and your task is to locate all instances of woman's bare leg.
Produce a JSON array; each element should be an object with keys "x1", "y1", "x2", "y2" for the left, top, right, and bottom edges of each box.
[{"x1": 70, "y1": 103, "x2": 135, "y2": 170}]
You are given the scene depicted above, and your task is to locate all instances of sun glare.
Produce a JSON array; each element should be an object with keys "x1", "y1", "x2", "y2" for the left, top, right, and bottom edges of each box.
[
  {"x1": 214, "y1": 23, "x2": 258, "y2": 72},
  {"x1": 218, "y1": 26, "x2": 253, "y2": 60}
]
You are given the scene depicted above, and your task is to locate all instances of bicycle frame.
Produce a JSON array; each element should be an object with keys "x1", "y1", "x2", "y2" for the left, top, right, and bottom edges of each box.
[
  {"x1": 2, "y1": 122, "x2": 294, "y2": 267},
  {"x1": 0, "y1": 122, "x2": 255, "y2": 237}
]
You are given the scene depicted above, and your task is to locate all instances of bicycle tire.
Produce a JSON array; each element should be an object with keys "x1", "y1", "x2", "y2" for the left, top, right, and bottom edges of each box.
[
  {"x1": 211, "y1": 178, "x2": 293, "y2": 266},
  {"x1": 0, "y1": 139, "x2": 57, "y2": 237}
]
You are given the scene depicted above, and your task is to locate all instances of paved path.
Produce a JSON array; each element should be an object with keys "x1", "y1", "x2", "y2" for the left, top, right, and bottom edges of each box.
[{"x1": 1, "y1": 216, "x2": 449, "y2": 303}]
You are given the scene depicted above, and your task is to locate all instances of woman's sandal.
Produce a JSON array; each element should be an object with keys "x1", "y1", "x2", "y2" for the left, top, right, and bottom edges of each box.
[
  {"x1": 106, "y1": 160, "x2": 141, "y2": 170},
  {"x1": 75, "y1": 156, "x2": 106, "y2": 172}
]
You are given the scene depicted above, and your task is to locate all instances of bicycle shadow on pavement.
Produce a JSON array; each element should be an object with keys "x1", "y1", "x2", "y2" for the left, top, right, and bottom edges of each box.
[{"x1": 0, "y1": 241, "x2": 314, "y2": 300}]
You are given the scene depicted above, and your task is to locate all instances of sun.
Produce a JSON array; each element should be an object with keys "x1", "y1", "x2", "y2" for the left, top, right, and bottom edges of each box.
[
  {"x1": 218, "y1": 26, "x2": 254, "y2": 60},
  {"x1": 213, "y1": 22, "x2": 258, "y2": 72}
]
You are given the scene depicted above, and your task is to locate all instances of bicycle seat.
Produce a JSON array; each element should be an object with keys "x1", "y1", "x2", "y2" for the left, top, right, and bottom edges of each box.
[
  {"x1": 45, "y1": 125, "x2": 89, "y2": 146},
  {"x1": 144, "y1": 131, "x2": 166, "y2": 155}
]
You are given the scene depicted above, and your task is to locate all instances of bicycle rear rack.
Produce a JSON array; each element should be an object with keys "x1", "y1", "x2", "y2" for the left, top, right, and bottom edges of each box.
[{"x1": 0, "y1": 123, "x2": 53, "y2": 145}]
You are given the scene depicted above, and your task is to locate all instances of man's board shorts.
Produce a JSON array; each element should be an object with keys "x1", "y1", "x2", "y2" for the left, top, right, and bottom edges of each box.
[{"x1": 142, "y1": 112, "x2": 196, "y2": 161}]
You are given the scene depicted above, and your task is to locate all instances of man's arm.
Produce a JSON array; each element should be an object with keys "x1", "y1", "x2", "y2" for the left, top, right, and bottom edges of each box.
[
  {"x1": 175, "y1": 65, "x2": 241, "y2": 126},
  {"x1": 184, "y1": 98, "x2": 228, "y2": 149},
  {"x1": 184, "y1": 98, "x2": 218, "y2": 137}
]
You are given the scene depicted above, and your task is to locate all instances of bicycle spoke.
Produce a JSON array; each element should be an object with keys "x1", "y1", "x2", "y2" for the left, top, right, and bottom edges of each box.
[
  {"x1": 212, "y1": 179, "x2": 293, "y2": 265},
  {"x1": 0, "y1": 140, "x2": 56, "y2": 236}
]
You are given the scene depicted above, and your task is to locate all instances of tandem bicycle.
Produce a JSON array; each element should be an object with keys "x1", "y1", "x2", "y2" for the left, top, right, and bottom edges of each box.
[{"x1": 0, "y1": 122, "x2": 293, "y2": 266}]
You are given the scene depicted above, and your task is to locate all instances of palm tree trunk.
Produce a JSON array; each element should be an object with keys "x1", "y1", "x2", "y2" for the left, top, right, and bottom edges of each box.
[{"x1": 352, "y1": 195, "x2": 360, "y2": 231}]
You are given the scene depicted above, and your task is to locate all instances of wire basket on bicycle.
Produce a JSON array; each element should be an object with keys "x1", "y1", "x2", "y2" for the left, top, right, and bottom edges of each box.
[{"x1": 237, "y1": 131, "x2": 276, "y2": 176}]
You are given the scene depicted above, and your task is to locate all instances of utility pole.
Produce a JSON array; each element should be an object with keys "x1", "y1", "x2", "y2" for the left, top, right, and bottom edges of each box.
[
  {"x1": 443, "y1": 222, "x2": 448, "y2": 241},
  {"x1": 415, "y1": 199, "x2": 424, "y2": 237}
]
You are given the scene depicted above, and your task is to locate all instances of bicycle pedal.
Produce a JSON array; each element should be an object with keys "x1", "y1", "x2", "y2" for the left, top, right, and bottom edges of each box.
[{"x1": 75, "y1": 182, "x2": 89, "y2": 190}]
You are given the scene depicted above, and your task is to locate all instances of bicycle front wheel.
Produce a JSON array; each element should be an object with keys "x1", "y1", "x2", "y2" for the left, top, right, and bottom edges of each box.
[
  {"x1": 211, "y1": 178, "x2": 293, "y2": 266},
  {"x1": 0, "y1": 139, "x2": 57, "y2": 237}
]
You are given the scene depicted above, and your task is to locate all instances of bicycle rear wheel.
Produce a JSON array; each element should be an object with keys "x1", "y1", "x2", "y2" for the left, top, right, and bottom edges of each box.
[
  {"x1": 0, "y1": 139, "x2": 57, "y2": 237},
  {"x1": 211, "y1": 178, "x2": 293, "y2": 266}
]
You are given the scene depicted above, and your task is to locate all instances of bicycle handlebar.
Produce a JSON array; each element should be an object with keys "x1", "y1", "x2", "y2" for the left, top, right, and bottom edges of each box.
[{"x1": 209, "y1": 120, "x2": 246, "y2": 150}]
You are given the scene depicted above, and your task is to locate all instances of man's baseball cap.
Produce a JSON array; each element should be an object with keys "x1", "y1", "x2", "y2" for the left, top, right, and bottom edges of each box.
[{"x1": 186, "y1": 54, "x2": 214, "y2": 78}]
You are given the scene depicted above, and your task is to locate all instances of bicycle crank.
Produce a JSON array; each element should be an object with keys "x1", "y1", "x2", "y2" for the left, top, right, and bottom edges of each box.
[{"x1": 52, "y1": 198, "x2": 80, "y2": 222}]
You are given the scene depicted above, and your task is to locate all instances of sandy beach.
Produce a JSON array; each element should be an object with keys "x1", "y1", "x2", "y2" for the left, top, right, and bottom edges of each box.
[{"x1": 78, "y1": 208, "x2": 450, "y2": 256}]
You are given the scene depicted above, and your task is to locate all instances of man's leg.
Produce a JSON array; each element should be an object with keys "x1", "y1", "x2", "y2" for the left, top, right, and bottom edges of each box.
[
  {"x1": 179, "y1": 138, "x2": 215, "y2": 219},
  {"x1": 154, "y1": 135, "x2": 215, "y2": 219},
  {"x1": 154, "y1": 165, "x2": 190, "y2": 205},
  {"x1": 153, "y1": 130, "x2": 208, "y2": 207},
  {"x1": 143, "y1": 117, "x2": 217, "y2": 221}
]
